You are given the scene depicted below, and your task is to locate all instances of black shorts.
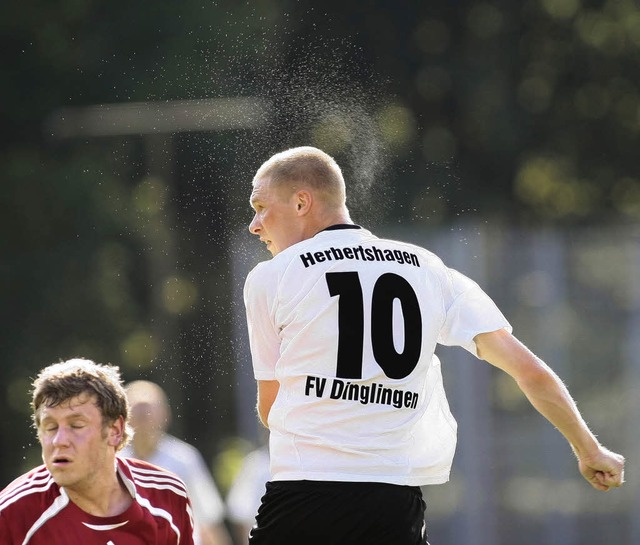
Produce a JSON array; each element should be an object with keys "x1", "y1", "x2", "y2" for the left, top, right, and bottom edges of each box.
[{"x1": 248, "y1": 480, "x2": 428, "y2": 545}]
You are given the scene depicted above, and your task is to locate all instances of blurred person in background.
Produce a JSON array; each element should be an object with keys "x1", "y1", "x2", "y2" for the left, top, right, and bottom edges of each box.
[
  {"x1": 225, "y1": 432, "x2": 270, "y2": 544},
  {"x1": 121, "y1": 380, "x2": 232, "y2": 545},
  {"x1": 243, "y1": 146, "x2": 625, "y2": 545},
  {"x1": 0, "y1": 358, "x2": 195, "y2": 545}
]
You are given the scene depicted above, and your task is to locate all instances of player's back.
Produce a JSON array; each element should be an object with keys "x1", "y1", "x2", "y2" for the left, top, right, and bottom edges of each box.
[{"x1": 245, "y1": 226, "x2": 460, "y2": 486}]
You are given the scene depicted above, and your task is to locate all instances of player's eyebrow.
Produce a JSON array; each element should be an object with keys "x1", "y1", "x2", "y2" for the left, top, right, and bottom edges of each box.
[
  {"x1": 41, "y1": 412, "x2": 90, "y2": 422},
  {"x1": 249, "y1": 194, "x2": 264, "y2": 209}
]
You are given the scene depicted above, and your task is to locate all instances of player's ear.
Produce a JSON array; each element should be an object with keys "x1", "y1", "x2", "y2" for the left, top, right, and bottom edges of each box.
[
  {"x1": 107, "y1": 416, "x2": 125, "y2": 447},
  {"x1": 295, "y1": 190, "x2": 312, "y2": 216}
]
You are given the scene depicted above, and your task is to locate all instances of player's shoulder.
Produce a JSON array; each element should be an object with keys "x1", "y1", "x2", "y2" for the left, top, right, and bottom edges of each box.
[
  {"x1": 118, "y1": 455, "x2": 180, "y2": 479},
  {"x1": 0, "y1": 464, "x2": 58, "y2": 514},
  {"x1": 245, "y1": 256, "x2": 277, "y2": 290},
  {"x1": 244, "y1": 244, "x2": 299, "y2": 291},
  {"x1": 315, "y1": 226, "x2": 442, "y2": 264},
  {"x1": 117, "y1": 457, "x2": 189, "y2": 497}
]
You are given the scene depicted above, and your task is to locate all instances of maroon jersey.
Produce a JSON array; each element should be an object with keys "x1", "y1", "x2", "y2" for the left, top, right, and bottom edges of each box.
[{"x1": 0, "y1": 457, "x2": 195, "y2": 545}]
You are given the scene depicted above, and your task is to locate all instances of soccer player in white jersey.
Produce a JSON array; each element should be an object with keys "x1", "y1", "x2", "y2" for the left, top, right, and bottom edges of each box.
[
  {"x1": 243, "y1": 146, "x2": 625, "y2": 545},
  {"x1": 0, "y1": 358, "x2": 195, "y2": 545}
]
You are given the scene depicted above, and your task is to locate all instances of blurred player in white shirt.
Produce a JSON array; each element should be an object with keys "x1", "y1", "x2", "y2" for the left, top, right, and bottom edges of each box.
[
  {"x1": 120, "y1": 380, "x2": 231, "y2": 545},
  {"x1": 226, "y1": 440, "x2": 270, "y2": 544}
]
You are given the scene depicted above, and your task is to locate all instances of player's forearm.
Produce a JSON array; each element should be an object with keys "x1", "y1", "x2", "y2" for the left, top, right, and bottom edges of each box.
[
  {"x1": 475, "y1": 330, "x2": 602, "y2": 459},
  {"x1": 515, "y1": 364, "x2": 601, "y2": 458},
  {"x1": 257, "y1": 380, "x2": 279, "y2": 429},
  {"x1": 202, "y1": 523, "x2": 232, "y2": 545}
]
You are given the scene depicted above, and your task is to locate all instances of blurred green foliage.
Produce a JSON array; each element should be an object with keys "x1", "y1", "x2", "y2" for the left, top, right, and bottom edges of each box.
[{"x1": 1, "y1": 0, "x2": 639, "y2": 490}]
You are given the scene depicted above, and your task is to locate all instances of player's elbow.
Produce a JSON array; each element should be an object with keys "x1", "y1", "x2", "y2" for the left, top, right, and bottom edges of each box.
[
  {"x1": 256, "y1": 380, "x2": 279, "y2": 429},
  {"x1": 514, "y1": 359, "x2": 559, "y2": 395},
  {"x1": 256, "y1": 397, "x2": 273, "y2": 429},
  {"x1": 257, "y1": 404, "x2": 270, "y2": 429}
]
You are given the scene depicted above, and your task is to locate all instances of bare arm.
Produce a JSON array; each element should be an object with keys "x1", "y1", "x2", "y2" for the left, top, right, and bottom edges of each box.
[
  {"x1": 257, "y1": 380, "x2": 279, "y2": 428},
  {"x1": 198, "y1": 523, "x2": 232, "y2": 545},
  {"x1": 474, "y1": 328, "x2": 625, "y2": 491}
]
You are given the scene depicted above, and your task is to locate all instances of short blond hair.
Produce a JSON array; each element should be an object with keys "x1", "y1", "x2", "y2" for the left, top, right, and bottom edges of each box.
[{"x1": 254, "y1": 146, "x2": 346, "y2": 206}]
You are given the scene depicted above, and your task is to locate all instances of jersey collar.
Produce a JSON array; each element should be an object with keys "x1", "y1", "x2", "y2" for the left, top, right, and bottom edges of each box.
[{"x1": 320, "y1": 224, "x2": 362, "y2": 232}]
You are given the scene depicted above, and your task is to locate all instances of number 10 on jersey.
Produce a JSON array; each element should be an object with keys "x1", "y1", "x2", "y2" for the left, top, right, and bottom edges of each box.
[{"x1": 326, "y1": 271, "x2": 423, "y2": 381}]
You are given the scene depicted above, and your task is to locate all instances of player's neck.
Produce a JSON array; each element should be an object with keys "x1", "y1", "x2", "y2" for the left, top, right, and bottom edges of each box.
[
  {"x1": 131, "y1": 431, "x2": 163, "y2": 459},
  {"x1": 309, "y1": 208, "x2": 353, "y2": 236},
  {"x1": 65, "y1": 467, "x2": 132, "y2": 517}
]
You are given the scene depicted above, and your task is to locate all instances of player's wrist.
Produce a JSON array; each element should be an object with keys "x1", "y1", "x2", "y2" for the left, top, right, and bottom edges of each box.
[{"x1": 570, "y1": 434, "x2": 603, "y2": 462}]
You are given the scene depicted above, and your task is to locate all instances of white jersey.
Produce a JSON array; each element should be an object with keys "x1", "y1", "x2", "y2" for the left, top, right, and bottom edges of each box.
[{"x1": 244, "y1": 226, "x2": 511, "y2": 486}]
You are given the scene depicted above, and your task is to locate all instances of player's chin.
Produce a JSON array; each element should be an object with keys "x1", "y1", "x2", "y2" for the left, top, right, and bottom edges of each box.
[{"x1": 47, "y1": 464, "x2": 74, "y2": 482}]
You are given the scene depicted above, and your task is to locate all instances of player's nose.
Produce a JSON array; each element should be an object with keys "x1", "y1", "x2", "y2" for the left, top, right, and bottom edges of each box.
[
  {"x1": 52, "y1": 427, "x2": 71, "y2": 447},
  {"x1": 249, "y1": 214, "x2": 261, "y2": 234}
]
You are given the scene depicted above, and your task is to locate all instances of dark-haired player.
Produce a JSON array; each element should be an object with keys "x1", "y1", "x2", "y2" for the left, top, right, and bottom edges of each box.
[{"x1": 0, "y1": 358, "x2": 195, "y2": 545}]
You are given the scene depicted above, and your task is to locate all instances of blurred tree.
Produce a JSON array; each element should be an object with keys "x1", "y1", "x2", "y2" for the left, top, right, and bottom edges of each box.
[{"x1": 1, "y1": 0, "x2": 638, "y2": 490}]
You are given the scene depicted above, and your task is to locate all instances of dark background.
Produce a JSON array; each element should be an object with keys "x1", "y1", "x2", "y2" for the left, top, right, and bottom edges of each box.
[{"x1": 1, "y1": 1, "x2": 638, "y2": 541}]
